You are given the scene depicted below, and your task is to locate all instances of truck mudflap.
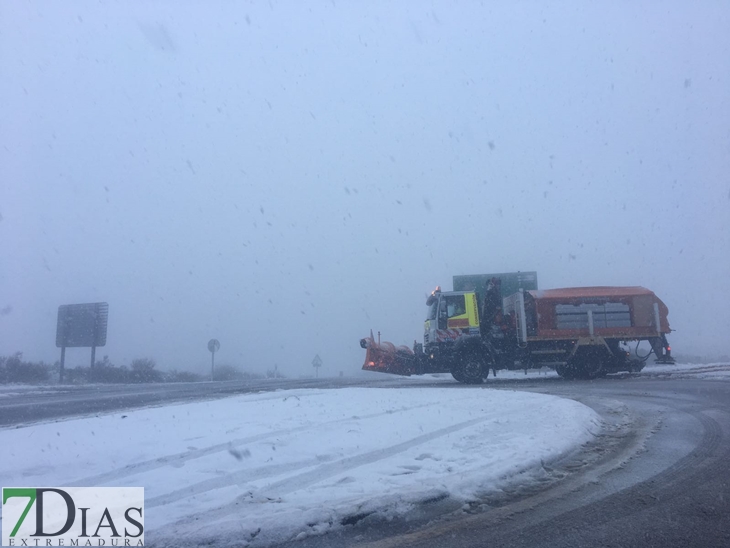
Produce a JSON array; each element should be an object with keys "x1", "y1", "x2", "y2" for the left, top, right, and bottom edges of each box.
[
  {"x1": 359, "y1": 331, "x2": 416, "y2": 376},
  {"x1": 650, "y1": 334, "x2": 676, "y2": 364}
]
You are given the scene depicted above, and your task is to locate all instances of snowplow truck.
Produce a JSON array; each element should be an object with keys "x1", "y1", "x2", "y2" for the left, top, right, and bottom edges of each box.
[{"x1": 360, "y1": 272, "x2": 674, "y2": 383}]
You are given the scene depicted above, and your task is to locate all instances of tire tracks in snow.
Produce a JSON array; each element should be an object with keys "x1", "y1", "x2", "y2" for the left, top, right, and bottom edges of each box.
[
  {"x1": 145, "y1": 456, "x2": 331, "y2": 508},
  {"x1": 160, "y1": 415, "x2": 490, "y2": 526},
  {"x1": 67, "y1": 400, "x2": 443, "y2": 488}
]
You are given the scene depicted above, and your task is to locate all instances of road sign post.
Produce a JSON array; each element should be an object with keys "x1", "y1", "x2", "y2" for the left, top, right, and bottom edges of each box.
[
  {"x1": 56, "y1": 302, "x2": 109, "y2": 383},
  {"x1": 208, "y1": 339, "x2": 220, "y2": 381},
  {"x1": 312, "y1": 354, "x2": 323, "y2": 378}
]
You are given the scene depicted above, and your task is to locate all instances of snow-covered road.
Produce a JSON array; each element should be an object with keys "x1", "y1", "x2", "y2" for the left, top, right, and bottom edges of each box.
[{"x1": 0, "y1": 387, "x2": 601, "y2": 546}]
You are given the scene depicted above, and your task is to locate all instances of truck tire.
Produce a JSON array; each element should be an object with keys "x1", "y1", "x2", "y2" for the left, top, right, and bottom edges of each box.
[
  {"x1": 450, "y1": 366, "x2": 466, "y2": 383},
  {"x1": 628, "y1": 358, "x2": 646, "y2": 373},
  {"x1": 453, "y1": 347, "x2": 485, "y2": 384},
  {"x1": 568, "y1": 347, "x2": 606, "y2": 380},
  {"x1": 556, "y1": 363, "x2": 576, "y2": 380}
]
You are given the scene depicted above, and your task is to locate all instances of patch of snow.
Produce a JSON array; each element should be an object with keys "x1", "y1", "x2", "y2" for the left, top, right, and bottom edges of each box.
[
  {"x1": 0, "y1": 387, "x2": 601, "y2": 546},
  {"x1": 0, "y1": 386, "x2": 62, "y2": 398},
  {"x1": 642, "y1": 361, "x2": 730, "y2": 380}
]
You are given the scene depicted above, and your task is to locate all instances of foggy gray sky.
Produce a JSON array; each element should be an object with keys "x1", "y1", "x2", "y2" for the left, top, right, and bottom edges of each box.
[{"x1": 1, "y1": 1, "x2": 729, "y2": 376}]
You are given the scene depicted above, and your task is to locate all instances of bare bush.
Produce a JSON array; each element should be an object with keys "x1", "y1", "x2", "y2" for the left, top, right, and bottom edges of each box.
[{"x1": 0, "y1": 353, "x2": 52, "y2": 384}]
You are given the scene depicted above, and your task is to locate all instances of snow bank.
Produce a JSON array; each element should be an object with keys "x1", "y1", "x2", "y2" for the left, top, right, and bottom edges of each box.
[
  {"x1": 642, "y1": 362, "x2": 730, "y2": 380},
  {"x1": 0, "y1": 387, "x2": 601, "y2": 546}
]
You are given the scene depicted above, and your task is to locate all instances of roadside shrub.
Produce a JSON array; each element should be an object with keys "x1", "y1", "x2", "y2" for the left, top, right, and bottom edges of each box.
[
  {"x1": 129, "y1": 358, "x2": 163, "y2": 383},
  {"x1": 212, "y1": 364, "x2": 240, "y2": 381},
  {"x1": 164, "y1": 370, "x2": 202, "y2": 382},
  {"x1": 65, "y1": 356, "x2": 158, "y2": 384},
  {"x1": 266, "y1": 368, "x2": 286, "y2": 379},
  {"x1": 92, "y1": 363, "x2": 130, "y2": 383},
  {"x1": 1, "y1": 354, "x2": 255, "y2": 384},
  {"x1": 0, "y1": 353, "x2": 51, "y2": 384},
  {"x1": 64, "y1": 366, "x2": 90, "y2": 384},
  {"x1": 212, "y1": 365, "x2": 264, "y2": 381}
]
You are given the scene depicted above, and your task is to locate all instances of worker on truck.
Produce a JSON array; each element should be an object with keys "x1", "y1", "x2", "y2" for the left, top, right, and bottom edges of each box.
[
  {"x1": 481, "y1": 279, "x2": 518, "y2": 375},
  {"x1": 481, "y1": 277, "x2": 501, "y2": 335}
]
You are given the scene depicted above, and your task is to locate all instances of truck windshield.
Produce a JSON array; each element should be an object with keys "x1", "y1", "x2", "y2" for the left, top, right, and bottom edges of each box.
[{"x1": 444, "y1": 295, "x2": 466, "y2": 318}]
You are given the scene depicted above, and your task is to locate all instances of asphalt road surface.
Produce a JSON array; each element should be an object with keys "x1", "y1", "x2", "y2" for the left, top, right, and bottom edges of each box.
[
  {"x1": 2, "y1": 371, "x2": 729, "y2": 547},
  {"x1": 0, "y1": 377, "x2": 377, "y2": 427},
  {"x1": 289, "y1": 375, "x2": 730, "y2": 548}
]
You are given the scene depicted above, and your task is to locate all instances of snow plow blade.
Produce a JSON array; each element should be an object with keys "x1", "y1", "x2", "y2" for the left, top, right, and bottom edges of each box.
[{"x1": 359, "y1": 331, "x2": 416, "y2": 376}]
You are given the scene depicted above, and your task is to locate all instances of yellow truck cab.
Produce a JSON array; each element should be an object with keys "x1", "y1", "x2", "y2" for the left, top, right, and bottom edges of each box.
[{"x1": 424, "y1": 288, "x2": 481, "y2": 344}]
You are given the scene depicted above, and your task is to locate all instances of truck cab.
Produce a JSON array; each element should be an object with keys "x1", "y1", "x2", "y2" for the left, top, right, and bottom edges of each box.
[{"x1": 424, "y1": 288, "x2": 481, "y2": 346}]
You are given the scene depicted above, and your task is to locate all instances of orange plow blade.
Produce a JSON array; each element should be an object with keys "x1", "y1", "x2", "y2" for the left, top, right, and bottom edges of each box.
[{"x1": 359, "y1": 330, "x2": 416, "y2": 376}]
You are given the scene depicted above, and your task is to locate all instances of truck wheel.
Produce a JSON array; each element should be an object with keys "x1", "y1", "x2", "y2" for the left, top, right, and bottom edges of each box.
[
  {"x1": 556, "y1": 363, "x2": 576, "y2": 380},
  {"x1": 628, "y1": 358, "x2": 645, "y2": 373},
  {"x1": 450, "y1": 366, "x2": 466, "y2": 383},
  {"x1": 566, "y1": 347, "x2": 610, "y2": 380},
  {"x1": 455, "y1": 349, "x2": 485, "y2": 384},
  {"x1": 569, "y1": 351, "x2": 605, "y2": 380}
]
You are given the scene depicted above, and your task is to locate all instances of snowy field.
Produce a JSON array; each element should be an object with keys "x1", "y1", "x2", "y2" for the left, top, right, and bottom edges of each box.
[{"x1": 0, "y1": 387, "x2": 600, "y2": 546}]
